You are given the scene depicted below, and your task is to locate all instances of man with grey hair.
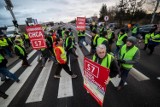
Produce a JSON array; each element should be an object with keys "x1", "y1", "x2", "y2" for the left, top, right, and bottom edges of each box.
[{"x1": 92, "y1": 44, "x2": 120, "y2": 80}]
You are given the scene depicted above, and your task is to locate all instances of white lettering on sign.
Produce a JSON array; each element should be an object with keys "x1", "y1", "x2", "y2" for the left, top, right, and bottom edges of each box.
[
  {"x1": 34, "y1": 41, "x2": 42, "y2": 47},
  {"x1": 27, "y1": 27, "x2": 42, "y2": 32},
  {"x1": 85, "y1": 60, "x2": 99, "y2": 78},
  {"x1": 77, "y1": 18, "x2": 85, "y2": 22},
  {"x1": 29, "y1": 32, "x2": 43, "y2": 38}
]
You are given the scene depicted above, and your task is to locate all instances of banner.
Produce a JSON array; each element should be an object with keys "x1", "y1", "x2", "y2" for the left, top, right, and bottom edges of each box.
[
  {"x1": 26, "y1": 25, "x2": 47, "y2": 49},
  {"x1": 83, "y1": 57, "x2": 110, "y2": 106},
  {"x1": 76, "y1": 17, "x2": 86, "y2": 31}
]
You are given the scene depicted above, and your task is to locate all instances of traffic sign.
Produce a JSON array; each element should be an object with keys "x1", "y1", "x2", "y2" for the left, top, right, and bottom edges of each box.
[
  {"x1": 83, "y1": 57, "x2": 110, "y2": 106},
  {"x1": 76, "y1": 17, "x2": 86, "y2": 31},
  {"x1": 26, "y1": 25, "x2": 47, "y2": 49},
  {"x1": 104, "y1": 16, "x2": 109, "y2": 21}
]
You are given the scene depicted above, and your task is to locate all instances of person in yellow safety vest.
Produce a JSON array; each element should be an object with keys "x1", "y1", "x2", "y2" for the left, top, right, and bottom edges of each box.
[
  {"x1": 14, "y1": 40, "x2": 30, "y2": 67},
  {"x1": 0, "y1": 33, "x2": 13, "y2": 57},
  {"x1": 78, "y1": 30, "x2": 88, "y2": 47},
  {"x1": 24, "y1": 33, "x2": 30, "y2": 47},
  {"x1": 106, "y1": 29, "x2": 115, "y2": 52},
  {"x1": 115, "y1": 29, "x2": 127, "y2": 55},
  {"x1": 53, "y1": 37, "x2": 77, "y2": 79},
  {"x1": 99, "y1": 24, "x2": 105, "y2": 37},
  {"x1": 68, "y1": 28, "x2": 76, "y2": 45},
  {"x1": 89, "y1": 30, "x2": 99, "y2": 55},
  {"x1": 147, "y1": 31, "x2": 160, "y2": 55},
  {"x1": 47, "y1": 30, "x2": 54, "y2": 55},
  {"x1": 15, "y1": 35, "x2": 24, "y2": 47},
  {"x1": 61, "y1": 28, "x2": 66, "y2": 40},
  {"x1": 0, "y1": 52, "x2": 20, "y2": 83},
  {"x1": 131, "y1": 24, "x2": 139, "y2": 37},
  {"x1": 117, "y1": 36, "x2": 140, "y2": 90},
  {"x1": 96, "y1": 31, "x2": 109, "y2": 52},
  {"x1": 92, "y1": 44, "x2": 120, "y2": 80},
  {"x1": 64, "y1": 31, "x2": 78, "y2": 64}
]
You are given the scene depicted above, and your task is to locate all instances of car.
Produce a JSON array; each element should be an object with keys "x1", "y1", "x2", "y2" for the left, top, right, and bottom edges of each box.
[{"x1": 139, "y1": 24, "x2": 157, "y2": 38}]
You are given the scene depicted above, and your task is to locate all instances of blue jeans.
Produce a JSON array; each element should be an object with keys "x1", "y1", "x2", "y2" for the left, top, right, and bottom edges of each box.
[
  {"x1": 79, "y1": 37, "x2": 88, "y2": 47},
  {"x1": 3, "y1": 47, "x2": 12, "y2": 57},
  {"x1": 0, "y1": 67, "x2": 19, "y2": 81}
]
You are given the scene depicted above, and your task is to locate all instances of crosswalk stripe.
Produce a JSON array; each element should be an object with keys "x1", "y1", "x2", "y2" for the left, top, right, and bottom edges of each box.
[
  {"x1": 26, "y1": 60, "x2": 53, "y2": 103},
  {"x1": 0, "y1": 50, "x2": 37, "y2": 86},
  {"x1": 0, "y1": 56, "x2": 39, "y2": 107},
  {"x1": 57, "y1": 56, "x2": 73, "y2": 98},
  {"x1": 110, "y1": 75, "x2": 127, "y2": 87},
  {"x1": 130, "y1": 68, "x2": 149, "y2": 81},
  {"x1": 9, "y1": 50, "x2": 37, "y2": 74}
]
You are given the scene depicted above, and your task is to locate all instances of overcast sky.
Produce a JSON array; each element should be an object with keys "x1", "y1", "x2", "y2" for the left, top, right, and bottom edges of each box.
[{"x1": 0, "y1": 0, "x2": 119, "y2": 26}]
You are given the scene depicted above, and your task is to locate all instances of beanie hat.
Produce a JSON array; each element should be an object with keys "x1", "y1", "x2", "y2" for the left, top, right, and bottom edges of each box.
[{"x1": 127, "y1": 36, "x2": 137, "y2": 45}]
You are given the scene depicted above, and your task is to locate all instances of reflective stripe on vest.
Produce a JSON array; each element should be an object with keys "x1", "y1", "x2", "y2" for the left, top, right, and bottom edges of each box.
[
  {"x1": 0, "y1": 54, "x2": 4, "y2": 63},
  {"x1": 120, "y1": 44, "x2": 138, "y2": 69},
  {"x1": 92, "y1": 54, "x2": 113, "y2": 68},
  {"x1": 116, "y1": 33, "x2": 127, "y2": 46},
  {"x1": 15, "y1": 39, "x2": 24, "y2": 46},
  {"x1": 108, "y1": 32, "x2": 113, "y2": 40},
  {"x1": 54, "y1": 46, "x2": 67, "y2": 63},
  {"x1": 152, "y1": 34, "x2": 160, "y2": 42},
  {"x1": 132, "y1": 27, "x2": 138, "y2": 34},
  {"x1": 97, "y1": 37, "x2": 107, "y2": 46},
  {"x1": 93, "y1": 34, "x2": 99, "y2": 46},
  {"x1": 24, "y1": 33, "x2": 29, "y2": 39},
  {"x1": 0, "y1": 38, "x2": 8, "y2": 46},
  {"x1": 65, "y1": 36, "x2": 73, "y2": 50},
  {"x1": 144, "y1": 33, "x2": 151, "y2": 44},
  {"x1": 14, "y1": 45, "x2": 25, "y2": 56}
]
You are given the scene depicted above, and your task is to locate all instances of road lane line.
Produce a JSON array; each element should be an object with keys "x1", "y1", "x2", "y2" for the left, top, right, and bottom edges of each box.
[
  {"x1": 157, "y1": 77, "x2": 160, "y2": 80},
  {"x1": 10, "y1": 50, "x2": 37, "y2": 73},
  {"x1": 57, "y1": 57, "x2": 73, "y2": 98},
  {"x1": 26, "y1": 60, "x2": 53, "y2": 103},
  {"x1": 130, "y1": 68, "x2": 149, "y2": 81},
  {"x1": 0, "y1": 56, "x2": 39, "y2": 107}
]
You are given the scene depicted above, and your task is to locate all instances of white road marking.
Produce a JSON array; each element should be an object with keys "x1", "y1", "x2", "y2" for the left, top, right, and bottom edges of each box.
[
  {"x1": 57, "y1": 56, "x2": 73, "y2": 98},
  {"x1": 0, "y1": 56, "x2": 39, "y2": 107},
  {"x1": 110, "y1": 75, "x2": 127, "y2": 87},
  {"x1": 26, "y1": 60, "x2": 53, "y2": 103},
  {"x1": 157, "y1": 77, "x2": 160, "y2": 80},
  {"x1": 10, "y1": 50, "x2": 37, "y2": 73},
  {"x1": 129, "y1": 68, "x2": 149, "y2": 81},
  {"x1": 0, "y1": 50, "x2": 37, "y2": 87}
]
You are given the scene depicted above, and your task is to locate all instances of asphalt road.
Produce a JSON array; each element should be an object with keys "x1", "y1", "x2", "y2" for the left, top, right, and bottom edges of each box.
[{"x1": 0, "y1": 24, "x2": 160, "y2": 107}]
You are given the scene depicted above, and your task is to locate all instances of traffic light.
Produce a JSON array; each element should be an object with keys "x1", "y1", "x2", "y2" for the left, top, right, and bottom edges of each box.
[
  {"x1": 12, "y1": 20, "x2": 18, "y2": 28},
  {"x1": 4, "y1": 0, "x2": 13, "y2": 8}
]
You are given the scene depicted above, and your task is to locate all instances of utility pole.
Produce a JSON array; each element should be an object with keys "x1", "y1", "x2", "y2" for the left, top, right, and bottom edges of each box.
[{"x1": 4, "y1": 0, "x2": 19, "y2": 28}]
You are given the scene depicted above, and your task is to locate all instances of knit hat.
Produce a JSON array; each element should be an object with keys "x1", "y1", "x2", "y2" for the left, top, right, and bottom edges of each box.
[{"x1": 127, "y1": 36, "x2": 137, "y2": 45}]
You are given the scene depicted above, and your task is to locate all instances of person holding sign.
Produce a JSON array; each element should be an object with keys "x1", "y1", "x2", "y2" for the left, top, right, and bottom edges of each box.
[
  {"x1": 92, "y1": 44, "x2": 120, "y2": 81},
  {"x1": 117, "y1": 36, "x2": 140, "y2": 90},
  {"x1": 53, "y1": 38, "x2": 77, "y2": 79}
]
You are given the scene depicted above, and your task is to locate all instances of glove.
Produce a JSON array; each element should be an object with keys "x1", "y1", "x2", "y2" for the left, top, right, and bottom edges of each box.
[{"x1": 118, "y1": 59, "x2": 126, "y2": 63}]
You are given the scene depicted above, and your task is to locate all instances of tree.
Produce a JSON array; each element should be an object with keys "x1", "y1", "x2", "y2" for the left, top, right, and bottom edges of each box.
[
  {"x1": 99, "y1": 4, "x2": 108, "y2": 21},
  {"x1": 127, "y1": 0, "x2": 146, "y2": 23},
  {"x1": 150, "y1": 0, "x2": 160, "y2": 23}
]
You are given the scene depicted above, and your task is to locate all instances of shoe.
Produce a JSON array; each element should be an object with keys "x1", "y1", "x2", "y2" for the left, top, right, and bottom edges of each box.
[
  {"x1": 16, "y1": 79, "x2": 20, "y2": 83},
  {"x1": 71, "y1": 74, "x2": 77, "y2": 79},
  {"x1": 1, "y1": 78, "x2": 11, "y2": 82},
  {"x1": 54, "y1": 75, "x2": 61, "y2": 78},
  {"x1": 0, "y1": 93, "x2": 8, "y2": 99}
]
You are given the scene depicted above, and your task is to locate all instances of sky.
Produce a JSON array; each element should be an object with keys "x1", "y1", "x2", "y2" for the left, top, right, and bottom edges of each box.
[{"x1": 0, "y1": 0, "x2": 119, "y2": 26}]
